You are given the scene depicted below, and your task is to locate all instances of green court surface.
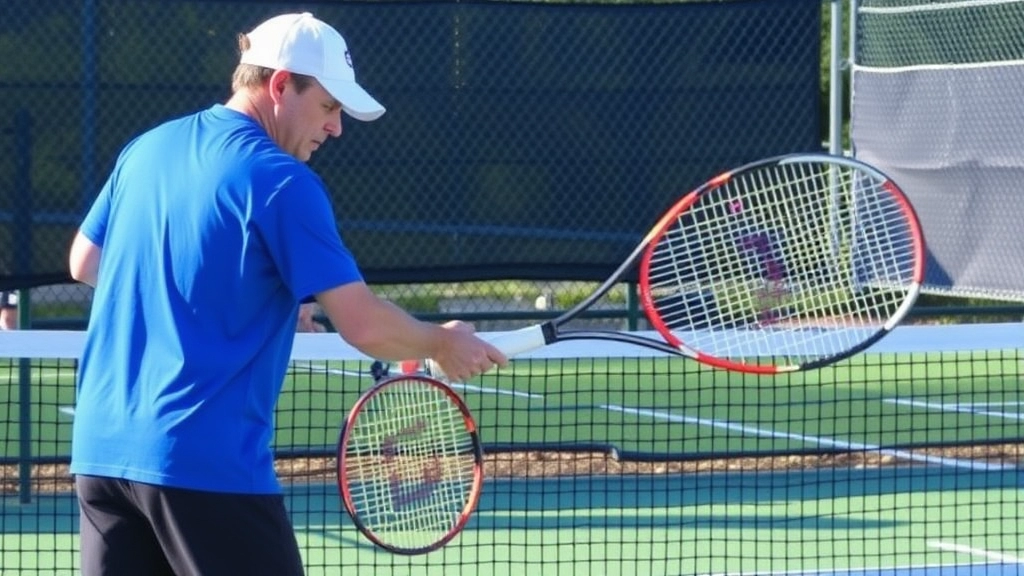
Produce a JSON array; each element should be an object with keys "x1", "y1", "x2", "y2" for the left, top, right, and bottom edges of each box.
[
  {"x1": 4, "y1": 470, "x2": 1022, "y2": 575},
  {"x1": 2, "y1": 324, "x2": 1022, "y2": 574}
]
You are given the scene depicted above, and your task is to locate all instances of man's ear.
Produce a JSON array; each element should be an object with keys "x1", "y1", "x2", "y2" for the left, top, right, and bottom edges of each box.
[{"x1": 268, "y1": 69, "x2": 291, "y2": 104}]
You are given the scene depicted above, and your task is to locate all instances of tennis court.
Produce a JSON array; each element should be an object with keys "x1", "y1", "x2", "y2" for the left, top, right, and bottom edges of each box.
[{"x1": 2, "y1": 322, "x2": 1022, "y2": 574}]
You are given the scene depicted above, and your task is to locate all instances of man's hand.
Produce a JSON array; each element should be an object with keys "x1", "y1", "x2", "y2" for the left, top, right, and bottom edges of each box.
[
  {"x1": 429, "y1": 320, "x2": 508, "y2": 382},
  {"x1": 297, "y1": 303, "x2": 325, "y2": 333}
]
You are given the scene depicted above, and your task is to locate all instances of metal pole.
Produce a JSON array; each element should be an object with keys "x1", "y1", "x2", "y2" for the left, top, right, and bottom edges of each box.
[
  {"x1": 827, "y1": 0, "x2": 847, "y2": 259},
  {"x1": 13, "y1": 109, "x2": 33, "y2": 503},
  {"x1": 848, "y1": 0, "x2": 859, "y2": 155},
  {"x1": 829, "y1": 0, "x2": 845, "y2": 156}
]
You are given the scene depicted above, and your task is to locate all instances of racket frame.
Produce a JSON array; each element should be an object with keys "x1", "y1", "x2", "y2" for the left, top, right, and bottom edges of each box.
[
  {"x1": 336, "y1": 373, "x2": 484, "y2": 555},
  {"x1": 473, "y1": 153, "x2": 925, "y2": 373}
]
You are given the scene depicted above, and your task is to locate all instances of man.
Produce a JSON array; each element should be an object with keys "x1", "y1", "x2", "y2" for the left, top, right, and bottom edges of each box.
[
  {"x1": 0, "y1": 290, "x2": 16, "y2": 330},
  {"x1": 67, "y1": 12, "x2": 506, "y2": 575},
  {"x1": 297, "y1": 301, "x2": 325, "y2": 332}
]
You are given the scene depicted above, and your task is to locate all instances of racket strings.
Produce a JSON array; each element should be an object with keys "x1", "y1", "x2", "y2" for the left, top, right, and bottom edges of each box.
[
  {"x1": 645, "y1": 161, "x2": 921, "y2": 364},
  {"x1": 344, "y1": 381, "x2": 477, "y2": 549}
]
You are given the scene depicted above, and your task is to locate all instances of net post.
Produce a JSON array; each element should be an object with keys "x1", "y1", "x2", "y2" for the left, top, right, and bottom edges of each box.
[
  {"x1": 16, "y1": 290, "x2": 32, "y2": 502},
  {"x1": 18, "y1": 355, "x2": 32, "y2": 503}
]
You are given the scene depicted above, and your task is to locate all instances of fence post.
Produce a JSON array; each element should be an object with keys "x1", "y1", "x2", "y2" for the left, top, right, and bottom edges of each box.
[
  {"x1": 13, "y1": 108, "x2": 32, "y2": 328},
  {"x1": 81, "y1": 0, "x2": 98, "y2": 214},
  {"x1": 14, "y1": 108, "x2": 33, "y2": 503},
  {"x1": 626, "y1": 282, "x2": 639, "y2": 331}
]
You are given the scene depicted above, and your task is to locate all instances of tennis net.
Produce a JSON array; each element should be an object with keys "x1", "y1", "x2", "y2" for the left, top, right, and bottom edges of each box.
[{"x1": 2, "y1": 323, "x2": 1022, "y2": 575}]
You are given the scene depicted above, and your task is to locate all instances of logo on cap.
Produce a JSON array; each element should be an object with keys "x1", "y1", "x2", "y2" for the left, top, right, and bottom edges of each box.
[{"x1": 345, "y1": 50, "x2": 353, "y2": 69}]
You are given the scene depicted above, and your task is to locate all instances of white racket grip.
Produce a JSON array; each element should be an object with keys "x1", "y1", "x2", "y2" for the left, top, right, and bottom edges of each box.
[{"x1": 424, "y1": 325, "x2": 548, "y2": 381}]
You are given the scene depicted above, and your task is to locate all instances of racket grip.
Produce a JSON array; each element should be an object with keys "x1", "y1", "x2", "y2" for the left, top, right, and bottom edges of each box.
[{"x1": 421, "y1": 325, "x2": 548, "y2": 381}]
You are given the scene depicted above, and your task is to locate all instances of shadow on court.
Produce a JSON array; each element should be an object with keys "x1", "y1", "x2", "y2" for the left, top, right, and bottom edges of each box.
[
  {"x1": 10, "y1": 466, "x2": 1018, "y2": 538},
  {"x1": 6, "y1": 469, "x2": 1020, "y2": 574},
  {"x1": 283, "y1": 465, "x2": 1023, "y2": 534},
  {"x1": 0, "y1": 493, "x2": 78, "y2": 535}
]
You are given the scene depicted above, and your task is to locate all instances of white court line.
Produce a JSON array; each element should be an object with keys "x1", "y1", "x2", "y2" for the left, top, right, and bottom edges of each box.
[
  {"x1": 449, "y1": 382, "x2": 543, "y2": 401},
  {"x1": 602, "y1": 405, "x2": 1016, "y2": 471},
  {"x1": 58, "y1": 364, "x2": 545, "y2": 421},
  {"x1": 928, "y1": 540, "x2": 1024, "y2": 564},
  {"x1": 886, "y1": 398, "x2": 1024, "y2": 421},
  {"x1": 308, "y1": 364, "x2": 544, "y2": 401},
  {"x1": 303, "y1": 363, "x2": 366, "y2": 378}
]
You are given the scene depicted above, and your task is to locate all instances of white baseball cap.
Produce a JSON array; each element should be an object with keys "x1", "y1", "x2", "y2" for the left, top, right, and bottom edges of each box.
[{"x1": 240, "y1": 12, "x2": 385, "y2": 122}]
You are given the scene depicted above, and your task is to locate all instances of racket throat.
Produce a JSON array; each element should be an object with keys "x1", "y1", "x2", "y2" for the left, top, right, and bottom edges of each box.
[{"x1": 541, "y1": 323, "x2": 557, "y2": 345}]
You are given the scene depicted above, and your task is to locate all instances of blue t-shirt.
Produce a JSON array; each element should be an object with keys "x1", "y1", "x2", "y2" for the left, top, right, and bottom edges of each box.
[{"x1": 70, "y1": 105, "x2": 362, "y2": 494}]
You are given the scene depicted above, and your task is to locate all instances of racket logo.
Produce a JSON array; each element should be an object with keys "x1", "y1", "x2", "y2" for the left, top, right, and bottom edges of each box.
[
  {"x1": 738, "y1": 230, "x2": 790, "y2": 325},
  {"x1": 381, "y1": 420, "x2": 443, "y2": 510}
]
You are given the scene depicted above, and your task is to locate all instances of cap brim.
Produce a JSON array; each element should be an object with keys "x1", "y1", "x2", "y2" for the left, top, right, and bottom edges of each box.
[{"x1": 321, "y1": 78, "x2": 385, "y2": 122}]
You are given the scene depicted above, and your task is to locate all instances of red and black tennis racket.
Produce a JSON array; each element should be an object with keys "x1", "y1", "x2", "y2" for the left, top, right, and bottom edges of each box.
[
  {"x1": 432, "y1": 153, "x2": 926, "y2": 374},
  {"x1": 336, "y1": 373, "x2": 484, "y2": 555}
]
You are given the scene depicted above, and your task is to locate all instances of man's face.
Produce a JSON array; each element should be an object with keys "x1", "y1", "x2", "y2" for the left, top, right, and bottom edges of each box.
[{"x1": 275, "y1": 76, "x2": 343, "y2": 162}]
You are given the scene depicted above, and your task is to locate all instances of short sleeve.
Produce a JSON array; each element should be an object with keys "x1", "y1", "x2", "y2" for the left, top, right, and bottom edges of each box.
[
  {"x1": 79, "y1": 177, "x2": 114, "y2": 247},
  {"x1": 255, "y1": 170, "x2": 363, "y2": 301}
]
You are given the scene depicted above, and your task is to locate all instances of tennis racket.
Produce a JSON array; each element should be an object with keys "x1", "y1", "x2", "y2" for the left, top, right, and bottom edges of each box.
[
  {"x1": 336, "y1": 372, "x2": 484, "y2": 554},
  {"x1": 431, "y1": 153, "x2": 926, "y2": 375}
]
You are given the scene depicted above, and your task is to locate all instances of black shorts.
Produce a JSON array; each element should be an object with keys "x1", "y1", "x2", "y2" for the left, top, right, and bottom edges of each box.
[{"x1": 75, "y1": 475, "x2": 304, "y2": 576}]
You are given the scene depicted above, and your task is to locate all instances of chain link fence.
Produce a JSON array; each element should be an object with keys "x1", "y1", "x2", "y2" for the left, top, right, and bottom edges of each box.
[{"x1": 1, "y1": 0, "x2": 824, "y2": 327}]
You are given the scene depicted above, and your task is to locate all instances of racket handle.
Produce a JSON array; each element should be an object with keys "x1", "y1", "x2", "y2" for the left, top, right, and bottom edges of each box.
[
  {"x1": 421, "y1": 325, "x2": 548, "y2": 381},
  {"x1": 482, "y1": 325, "x2": 548, "y2": 357}
]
